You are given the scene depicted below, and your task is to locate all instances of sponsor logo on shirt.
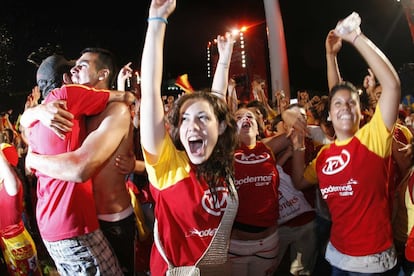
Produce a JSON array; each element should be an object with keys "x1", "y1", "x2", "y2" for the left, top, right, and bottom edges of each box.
[
  {"x1": 234, "y1": 175, "x2": 273, "y2": 188},
  {"x1": 234, "y1": 152, "x2": 271, "y2": 164},
  {"x1": 322, "y1": 149, "x2": 350, "y2": 175},
  {"x1": 202, "y1": 186, "x2": 230, "y2": 216},
  {"x1": 320, "y1": 178, "x2": 358, "y2": 199},
  {"x1": 186, "y1": 227, "x2": 218, "y2": 238},
  {"x1": 184, "y1": 187, "x2": 230, "y2": 238}
]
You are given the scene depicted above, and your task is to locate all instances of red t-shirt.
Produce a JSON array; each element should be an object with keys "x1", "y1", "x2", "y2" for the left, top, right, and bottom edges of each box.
[
  {"x1": 0, "y1": 184, "x2": 23, "y2": 237},
  {"x1": 305, "y1": 107, "x2": 393, "y2": 256},
  {"x1": 27, "y1": 84, "x2": 110, "y2": 241},
  {"x1": 234, "y1": 141, "x2": 279, "y2": 227},
  {"x1": 144, "y1": 135, "x2": 235, "y2": 276}
]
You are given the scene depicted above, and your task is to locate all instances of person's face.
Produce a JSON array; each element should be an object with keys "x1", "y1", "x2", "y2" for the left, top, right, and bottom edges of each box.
[
  {"x1": 179, "y1": 99, "x2": 222, "y2": 165},
  {"x1": 299, "y1": 91, "x2": 309, "y2": 101},
  {"x1": 247, "y1": 107, "x2": 265, "y2": 128},
  {"x1": 70, "y1": 52, "x2": 101, "y2": 86},
  {"x1": 234, "y1": 108, "x2": 259, "y2": 139},
  {"x1": 373, "y1": 85, "x2": 382, "y2": 101},
  {"x1": 329, "y1": 89, "x2": 361, "y2": 136},
  {"x1": 167, "y1": 95, "x2": 175, "y2": 104}
]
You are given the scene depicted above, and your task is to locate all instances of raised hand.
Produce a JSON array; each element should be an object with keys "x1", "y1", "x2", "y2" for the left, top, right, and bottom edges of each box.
[
  {"x1": 117, "y1": 62, "x2": 133, "y2": 91},
  {"x1": 149, "y1": 0, "x2": 176, "y2": 19}
]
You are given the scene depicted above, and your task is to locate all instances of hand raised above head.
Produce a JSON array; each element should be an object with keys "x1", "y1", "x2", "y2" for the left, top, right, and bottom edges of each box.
[
  {"x1": 325, "y1": 30, "x2": 342, "y2": 55},
  {"x1": 149, "y1": 0, "x2": 176, "y2": 20},
  {"x1": 117, "y1": 62, "x2": 133, "y2": 91},
  {"x1": 334, "y1": 12, "x2": 362, "y2": 43},
  {"x1": 216, "y1": 32, "x2": 236, "y2": 63}
]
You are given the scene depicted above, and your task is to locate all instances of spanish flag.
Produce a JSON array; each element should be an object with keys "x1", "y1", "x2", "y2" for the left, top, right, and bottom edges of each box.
[{"x1": 175, "y1": 74, "x2": 194, "y2": 93}]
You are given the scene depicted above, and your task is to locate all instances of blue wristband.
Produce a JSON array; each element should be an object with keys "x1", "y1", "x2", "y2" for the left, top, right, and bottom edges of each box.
[{"x1": 147, "y1": 17, "x2": 168, "y2": 24}]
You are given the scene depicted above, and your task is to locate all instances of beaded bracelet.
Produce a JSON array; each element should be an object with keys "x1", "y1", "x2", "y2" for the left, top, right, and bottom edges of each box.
[{"x1": 147, "y1": 17, "x2": 168, "y2": 24}]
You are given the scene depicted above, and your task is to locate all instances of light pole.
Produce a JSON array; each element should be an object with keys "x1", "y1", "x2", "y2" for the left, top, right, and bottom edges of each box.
[{"x1": 263, "y1": 0, "x2": 291, "y2": 101}]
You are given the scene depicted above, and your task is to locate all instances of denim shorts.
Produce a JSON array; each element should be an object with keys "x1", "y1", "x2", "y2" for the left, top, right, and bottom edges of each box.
[{"x1": 325, "y1": 241, "x2": 397, "y2": 273}]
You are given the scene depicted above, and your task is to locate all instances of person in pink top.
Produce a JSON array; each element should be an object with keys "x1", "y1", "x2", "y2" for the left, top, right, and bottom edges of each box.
[
  {"x1": 20, "y1": 48, "x2": 135, "y2": 275},
  {"x1": 290, "y1": 12, "x2": 400, "y2": 274}
]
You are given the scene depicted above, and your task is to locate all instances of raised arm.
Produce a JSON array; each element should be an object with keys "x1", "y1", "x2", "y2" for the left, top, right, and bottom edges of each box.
[
  {"x1": 108, "y1": 90, "x2": 136, "y2": 105},
  {"x1": 117, "y1": 62, "x2": 133, "y2": 92},
  {"x1": 211, "y1": 32, "x2": 235, "y2": 101},
  {"x1": 335, "y1": 14, "x2": 401, "y2": 130},
  {"x1": 325, "y1": 30, "x2": 343, "y2": 91},
  {"x1": 140, "y1": 0, "x2": 176, "y2": 163},
  {"x1": 227, "y1": 78, "x2": 239, "y2": 114}
]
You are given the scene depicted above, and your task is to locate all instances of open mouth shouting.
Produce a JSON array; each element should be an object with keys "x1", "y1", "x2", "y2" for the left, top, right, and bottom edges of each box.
[{"x1": 188, "y1": 136, "x2": 205, "y2": 156}]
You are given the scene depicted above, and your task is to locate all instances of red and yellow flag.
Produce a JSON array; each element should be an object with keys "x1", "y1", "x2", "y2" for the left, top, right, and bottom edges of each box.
[{"x1": 175, "y1": 74, "x2": 194, "y2": 93}]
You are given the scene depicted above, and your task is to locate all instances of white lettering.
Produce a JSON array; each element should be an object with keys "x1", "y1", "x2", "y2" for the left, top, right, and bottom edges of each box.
[
  {"x1": 187, "y1": 227, "x2": 218, "y2": 238},
  {"x1": 322, "y1": 149, "x2": 351, "y2": 175},
  {"x1": 235, "y1": 175, "x2": 273, "y2": 187}
]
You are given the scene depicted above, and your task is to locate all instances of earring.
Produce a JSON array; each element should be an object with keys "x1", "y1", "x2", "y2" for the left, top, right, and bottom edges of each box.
[{"x1": 327, "y1": 115, "x2": 331, "y2": 121}]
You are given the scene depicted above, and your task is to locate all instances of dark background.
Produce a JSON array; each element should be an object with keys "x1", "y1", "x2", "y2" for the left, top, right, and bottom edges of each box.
[{"x1": 1, "y1": 0, "x2": 413, "y2": 118}]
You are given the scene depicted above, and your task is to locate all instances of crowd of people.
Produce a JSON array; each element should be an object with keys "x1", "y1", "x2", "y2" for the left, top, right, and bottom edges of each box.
[{"x1": 0, "y1": 1, "x2": 414, "y2": 275}]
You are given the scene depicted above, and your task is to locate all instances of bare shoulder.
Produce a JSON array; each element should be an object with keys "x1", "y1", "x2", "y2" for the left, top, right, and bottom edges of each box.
[
  {"x1": 92, "y1": 102, "x2": 131, "y2": 121},
  {"x1": 87, "y1": 102, "x2": 131, "y2": 133},
  {"x1": 106, "y1": 101, "x2": 130, "y2": 114}
]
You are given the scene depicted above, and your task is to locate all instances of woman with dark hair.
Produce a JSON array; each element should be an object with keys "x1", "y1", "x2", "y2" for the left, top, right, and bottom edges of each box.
[
  {"x1": 291, "y1": 12, "x2": 401, "y2": 275},
  {"x1": 140, "y1": 0, "x2": 239, "y2": 275}
]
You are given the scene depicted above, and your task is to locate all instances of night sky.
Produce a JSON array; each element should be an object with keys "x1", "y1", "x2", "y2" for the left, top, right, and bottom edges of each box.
[{"x1": 1, "y1": 0, "x2": 413, "y2": 115}]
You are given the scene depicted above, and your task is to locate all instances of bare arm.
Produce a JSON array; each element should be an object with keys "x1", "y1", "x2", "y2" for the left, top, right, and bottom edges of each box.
[
  {"x1": 276, "y1": 146, "x2": 293, "y2": 166},
  {"x1": 325, "y1": 30, "x2": 343, "y2": 91},
  {"x1": 290, "y1": 130, "x2": 314, "y2": 190},
  {"x1": 262, "y1": 133, "x2": 292, "y2": 157},
  {"x1": 140, "y1": 0, "x2": 176, "y2": 163},
  {"x1": 211, "y1": 32, "x2": 235, "y2": 101},
  {"x1": 26, "y1": 103, "x2": 131, "y2": 182},
  {"x1": 117, "y1": 62, "x2": 133, "y2": 91},
  {"x1": 108, "y1": 90, "x2": 136, "y2": 105},
  {"x1": 362, "y1": 68, "x2": 376, "y2": 97},
  {"x1": 20, "y1": 88, "x2": 134, "y2": 142},
  {"x1": 338, "y1": 27, "x2": 400, "y2": 130},
  {"x1": 227, "y1": 78, "x2": 238, "y2": 114}
]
